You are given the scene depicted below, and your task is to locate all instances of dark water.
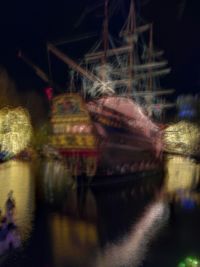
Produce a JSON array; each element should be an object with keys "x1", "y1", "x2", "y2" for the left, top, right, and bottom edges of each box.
[{"x1": 0, "y1": 156, "x2": 200, "y2": 267}]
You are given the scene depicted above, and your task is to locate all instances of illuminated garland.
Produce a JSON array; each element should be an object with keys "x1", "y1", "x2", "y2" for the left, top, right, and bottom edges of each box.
[{"x1": 0, "y1": 107, "x2": 32, "y2": 155}]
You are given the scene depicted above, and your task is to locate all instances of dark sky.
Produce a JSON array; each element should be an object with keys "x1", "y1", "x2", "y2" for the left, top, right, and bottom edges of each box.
[{"x1": 0, "y1": 0, "x2": 200, "y2": 96}]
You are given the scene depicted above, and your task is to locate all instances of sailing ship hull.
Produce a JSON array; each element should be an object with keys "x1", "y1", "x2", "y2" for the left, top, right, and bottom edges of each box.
[
  {"x1": 50, "y1": 94, "x2": 163, "y2": 178},
  {"x1": 87, "y1": 95, "x2": 163, "y2": 177}
]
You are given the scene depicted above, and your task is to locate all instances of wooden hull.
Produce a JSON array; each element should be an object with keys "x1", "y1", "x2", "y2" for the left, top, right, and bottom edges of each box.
[{"x1": 50, "y1": 94, "x2": 163, "y2": 178}]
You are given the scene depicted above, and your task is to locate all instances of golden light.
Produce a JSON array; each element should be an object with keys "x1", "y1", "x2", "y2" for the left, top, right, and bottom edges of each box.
[
  {"x1": 164, "y1": 155, "x2": 200, "y2": 193},
  {"x1": 50, "y1": 94, "x2": 98, "y2": 177},
  {"x1": 95, "y1": 200, "x2": 168, "y2": 267},
  {"x1": 164, "y1": 121, "x2": 200, "y2": 156},
  {"x1": 0, "y1": 107, "x2": 32, "y2": 155},
  {"x1": 50, "y1": 215, "x2": 98, "y2": 266}
]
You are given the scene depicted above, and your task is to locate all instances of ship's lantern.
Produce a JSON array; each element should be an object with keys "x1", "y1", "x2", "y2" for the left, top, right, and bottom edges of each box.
[{"x1": 45, "y1": 87, "x2": 53, "y2": 101}]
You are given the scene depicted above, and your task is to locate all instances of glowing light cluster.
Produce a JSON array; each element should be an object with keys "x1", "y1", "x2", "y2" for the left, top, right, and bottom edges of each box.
[
  {"x1": 84, "y1": 64, "x2": 115, "y2": 98},
  {"x1": 51, "y1": 134, "x2": 96, "y2": 149},
  {"x1": 89, "y1": 80, "x2": 115, "y2": 98},
  {"x1": 164, "y1": 121, "x2": 200, "y2": 156},
  {"x1": 178, "y1": 257, "x2": 200, "y2": 267},
  {"x1": 0, "y1": 107, "x2": 32, "y2": 155},
  {"x1": 53, "y1": 123, "x2": 92, "y2": 134},
  {"x1": 51, "y1": 94, "x2": 96, "y2": 149}
]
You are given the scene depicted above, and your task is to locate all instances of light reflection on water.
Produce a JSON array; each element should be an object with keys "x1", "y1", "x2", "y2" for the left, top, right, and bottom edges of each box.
[
  {"x1": 49, "y1": 214, "x2": 98, "y2": 267},
  {"x1": 0, "y1": 160, "x2": 35, "y2": 241},
  {"x1": 40, "y1": 160, "x2": 99, "y2": 267},
  {"x1": 0, "y1": 156, "x2": 199, "y2": 267},
  {"x1": 41, "y1": 160, "x2": 74, "y2": 205},
  {"x1": 164, "y1": 155, "x2": 200, "y2": 194},
  {"x1": 94, "y1": 200, "x2": 169, "y2": 267}
]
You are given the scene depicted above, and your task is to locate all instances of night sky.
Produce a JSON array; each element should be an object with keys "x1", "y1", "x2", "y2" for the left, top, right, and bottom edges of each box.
[{"x1": 0, "y1": 0, "x2": 200, "y2": 97}]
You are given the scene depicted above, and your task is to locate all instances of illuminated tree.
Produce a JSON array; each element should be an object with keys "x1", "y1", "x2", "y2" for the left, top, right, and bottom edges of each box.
[
  {"x1": 0, "y1": 67, "x2": 49, "y2": 153},
  {"x1": 164, "y1": 121, "x2": 200, "y2": 156},
  {"x1": 0, "y1": 107, "x2": 32, "y2": 155}
]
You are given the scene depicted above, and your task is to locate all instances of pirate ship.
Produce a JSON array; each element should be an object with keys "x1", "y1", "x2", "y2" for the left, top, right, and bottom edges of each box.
[{"x1": 19, "y1": 0, "x2": 174, "y2": 177}]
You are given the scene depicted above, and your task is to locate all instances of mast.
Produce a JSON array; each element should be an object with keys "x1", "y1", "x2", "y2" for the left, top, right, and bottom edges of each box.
[
  {"x1": 120, "y1": 0, "x2": 136, "y2": 95},
  {"x1": 103, "y1": 0, "x2": 109, "y2": 62},
  {"x1": 48, "y1": 44, "x2": 97, "y2": 83},
  {"x1": 85, "y1": 46, "x2": 132, "y2": 61},
  {"x1": 148, "y1": 23, "x2": 153, "y2": 92},
  {"x1": 128, "y1": 0, "x2": 136, "y2": 95},
  {"x1": 47, "y1": 43, "x2": 114, "y2": 96},
  {"x1": 100, "y1": 0, "x2": 109, "y2": 82},
  {"x1": 47, "y1": 0, "x2": 173, "y2": 114},
  {"x1": 147, "y1": 23, "x2": 153, "y2": 116},
  {"x1": 18, "y1": 50, "x2": 64, "y2": 95}
]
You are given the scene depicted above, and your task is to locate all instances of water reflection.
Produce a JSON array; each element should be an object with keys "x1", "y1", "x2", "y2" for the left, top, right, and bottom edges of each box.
[
  {"x1": 94, "y1": 199, "x2": 168, "y2": 267},
  {"x1": 40, "y1": 160, "x2": 98, "y2": 267},
  {"x1": 165, "y1": 155, "x2": 200, "y2": 194},
  {"x1": 164, "y1": 155, "x2": 200, "y2": 212},
  {"x1": 41, "y1": 160, "x2": 168, "y2": 267},
  {"x1": 49, "y1": 215, "x2": 98, "y2": 267},
  {"x1": 41, "y1": 160, "x2": 97, "y2": 219},
  {"x1": 1, "y1": 157, "x2": 200, "y2": 267},
  {"x1": 42, "y1": 160, "x2": 74, "y2": 206},
  {"x1": 0, "y1": 160, "x2": 35, "y2": 241}
]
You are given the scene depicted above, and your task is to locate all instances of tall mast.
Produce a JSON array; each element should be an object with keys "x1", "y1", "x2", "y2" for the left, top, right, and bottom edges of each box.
[
  {"x1": 119, "y1": 0, "x2": 136, "y2": 95},
  {"x1": 129, "y1": 0, "x2": 136, "y2": 33},
  {"x1": 48, "y1": 44, "x2": 97, "y2": 83},
  {"x1": 146, "y1": 23, "x2": 154, "y2": 117},
  {"x1": 148, "y1": 23, "x2": 153, "y2": 92},
  {"x1": 103, "y1": 0, "x2": 109, "y2": 62},
  {"x1": 127, "y1": 0, "x2": 136, "y2": 95},
  {"x1": 100, "y1": 0, "x2": 109, "y2": 83}
]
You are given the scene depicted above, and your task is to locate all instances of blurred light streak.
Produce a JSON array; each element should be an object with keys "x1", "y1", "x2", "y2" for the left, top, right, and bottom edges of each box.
[{"x1": 94, "y1": 200, "x2": 168, "y2": 267}]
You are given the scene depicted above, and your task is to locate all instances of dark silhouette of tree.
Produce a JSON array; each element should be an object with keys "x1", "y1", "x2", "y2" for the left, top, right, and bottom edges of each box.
[
  {"x1": 19, "y1": 90, "x2": 49, "y2": 128},
  {"x1": 0, "y1": 67, "x2": 19, "y2": 108},
  {"x1": 19, "y1": 90, "x2": 51, "y2": 149}
]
